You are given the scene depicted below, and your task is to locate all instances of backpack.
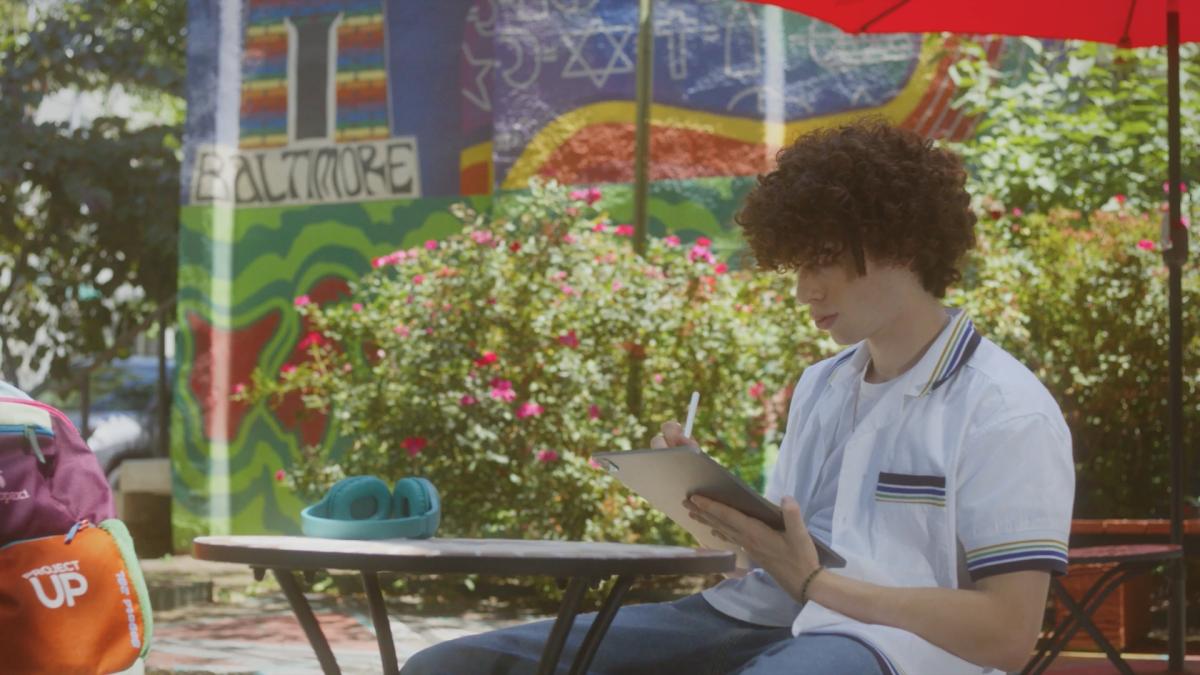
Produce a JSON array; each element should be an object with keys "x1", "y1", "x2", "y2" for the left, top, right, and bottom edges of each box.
[{"x1": 0, "y1": 395, "x2": 153, "y2": 674}]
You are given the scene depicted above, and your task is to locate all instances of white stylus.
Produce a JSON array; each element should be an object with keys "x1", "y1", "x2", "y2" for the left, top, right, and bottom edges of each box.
[{"x1": 683, "y1": 391, "x2": 700, "y2": 439}]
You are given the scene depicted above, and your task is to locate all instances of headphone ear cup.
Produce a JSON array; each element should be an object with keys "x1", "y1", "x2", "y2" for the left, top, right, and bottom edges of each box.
[
  {"x1": 392, "y1": 477, "x2": 432, "y2": 518},
  {"x1": 328, "y1": 476, "x2": 392, "y2": 521}
]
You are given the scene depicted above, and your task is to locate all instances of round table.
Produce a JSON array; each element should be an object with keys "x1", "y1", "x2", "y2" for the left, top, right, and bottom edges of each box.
[{"x1": 193, "y1": 536, "x2": 735, "y2": 675}]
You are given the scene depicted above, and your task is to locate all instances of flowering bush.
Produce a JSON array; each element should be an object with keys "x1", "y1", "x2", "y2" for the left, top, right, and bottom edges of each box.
[
  {"x1": 952, "y1": 202, "x2": 1200, "y2": 518},
  {"x1": 249, "y1": 180, "x2": 832, "y2": 545}
]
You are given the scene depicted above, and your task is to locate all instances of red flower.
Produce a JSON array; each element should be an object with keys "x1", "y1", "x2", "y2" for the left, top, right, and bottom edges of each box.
[
  {"x1": 474, "y1": 351, "x2": 498, "y2": 367},
  {"x1": 614, "y1": 224, "x2": 635, "y2": 237},
  {"x1": 274, "y1": 469, "x2": 286, "y2": 482},
  {"x1": 664, "y1": 235, "x2": 681, "y2": 247},
  {"x1": 748, "y1": 382, "x2": 766, "y2": 399},
  {"x1": 510, "y1": 241, "x2": 522, "y2": 253},
  {"x1": 402, "y1": 437, "x2": 428, "y2": 457},
  {"x1": 558, "y1": 330, "x2": 580, "y2": 348},
  {"x1": 1137, "y1": 239, "x2": 1156, "y2": 251},
  {"x1": 298, "y1": 331, "x2": 325, "y2": 349},
  {"x1": 460, "y1": 395, "x2": 477, "y2": 406},
  {"x1": 293, "y1": 295, "x2": 312, "y2": 307},
  {"x1": 1114, "y1": 194, "x2": 1127, "y2": 205},
  {"x1": 536, "y1": 449, "x2": 560, "y2": 463},
  {"x1": 588, "y1": 404, "x2": 602, "y2": 420},
  {"x1": 280, "y1": 364, "x2": 296, "y2": 375},
  {"x1": 714, "y1": 263, "x2": 728, "y2": 275},
  {"x1": 696, "y1": 236, "x2": 712, "y2": 247}
]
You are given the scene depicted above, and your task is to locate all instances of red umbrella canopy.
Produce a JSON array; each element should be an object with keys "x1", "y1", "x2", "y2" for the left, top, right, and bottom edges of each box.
[{"x1": 742, "y1": 0, "x2": 1200, "y2": 47}]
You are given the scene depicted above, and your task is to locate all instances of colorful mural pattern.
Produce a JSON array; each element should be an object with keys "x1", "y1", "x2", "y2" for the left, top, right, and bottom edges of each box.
[{"x1": 177, "y1": 0, "x2": 1010, "y2": 544}]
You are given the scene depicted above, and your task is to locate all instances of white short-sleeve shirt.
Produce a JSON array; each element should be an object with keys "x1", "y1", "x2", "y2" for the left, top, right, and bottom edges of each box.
[{"x1": 702, "y1": 308, "x2": 1075, "y2": 675}]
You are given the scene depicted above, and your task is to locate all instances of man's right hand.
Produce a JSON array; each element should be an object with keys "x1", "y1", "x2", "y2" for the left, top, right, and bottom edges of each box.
[{"x1": 649, "y1": 420, "x2": 699, "y2": 449}]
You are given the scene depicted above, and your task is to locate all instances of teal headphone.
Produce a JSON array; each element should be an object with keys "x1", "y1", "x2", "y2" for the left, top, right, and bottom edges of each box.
[{"x1": 300, "y1": 476, "x2": 441, "y2": 540}]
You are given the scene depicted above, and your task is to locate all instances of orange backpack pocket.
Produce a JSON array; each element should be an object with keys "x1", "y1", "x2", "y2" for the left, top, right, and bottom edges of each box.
[{"x1": 0, "y1": 519, "x2": 152, "y2": 674}]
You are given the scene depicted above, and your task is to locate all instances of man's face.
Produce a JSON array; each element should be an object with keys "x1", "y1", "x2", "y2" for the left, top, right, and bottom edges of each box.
[{"x1": 794, "y1": 253, "x2": 918, "y2": 345}]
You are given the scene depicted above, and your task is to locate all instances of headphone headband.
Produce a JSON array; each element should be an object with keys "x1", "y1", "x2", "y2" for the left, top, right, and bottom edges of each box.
[{"x1": 300, "y1": 476, "x2": 441, "y2": 540}]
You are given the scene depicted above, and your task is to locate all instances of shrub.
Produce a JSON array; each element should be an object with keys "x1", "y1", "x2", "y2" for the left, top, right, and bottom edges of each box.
[
  {"x1": 953, "y1": 203, "x2": 1200, "y2": 517},
  {"x1": 248, "y1": 180, "x2": 832, "y2": 546}
]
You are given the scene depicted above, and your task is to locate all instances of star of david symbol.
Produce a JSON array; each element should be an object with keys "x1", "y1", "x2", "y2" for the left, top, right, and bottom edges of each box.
[{"x1": 560, "y1": 25, "x2": 634, "y2": 89}]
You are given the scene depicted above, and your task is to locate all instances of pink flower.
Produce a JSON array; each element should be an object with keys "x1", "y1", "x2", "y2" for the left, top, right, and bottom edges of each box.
[
  {"x1": 614, "y1": 224, "x2": 635, "y2": 237},
  {"x1": 232, "y1": 383, "x2": 246, "y2": 395},
  {"x1": 588, "y1": 458, "x2": 604, "y2": 470},
  {"x1": 402, "y1": 436, "x2": 428, "y2": 457},
  {"x1": 393, "y1": 324, "x2": 410, "y2": 337},
  {"x1": 664, "y1": 235, "x2": 681, "y2": 247},
  {"x1": 352, "y1": 302, "x2": 363, "y2": 312},
  {"x1": 1137, "y1": 239, "x2": 1156, "y2": 251},
  {"x1": 560, "y1": 284, "x2": 576, "y2": 296},
  {"x1": 489, "y1": 379, "x2": 516, "y2": 402},
  {"x1": 570, "y1": 187, "x2": 602, "y2": 205},
  {"x1": 592, "y1": 222, "x2": 608, "y2": 233},
  {"x1": 298, "y1": 331, "x2": 325, "y2": 349},
  {"x1": 550, "y1": 270, "x2": 568, "y2": 281},
  {"x1": 1011, "y1": 207, "x2": 1023, "y2": 217},
  {"x1": 1163, "y1": 181, "x2": 1189, "y2": 193},
  {"x1": 1182, "y1": 217, "x2": 1191, "y2": 228},
  {"x1": 558, "y1": 330, "x2": 580, "y2": 348},
  {"x1": 749, "y1": 381, "x2": 766, "y2": 398},
  {"x1": 516, "y1": 402, "x2": 544, "y2": 419},
  {"x1": 696, "y1": 236, "x2": 712, "y2": 248},
  {"x1": 611, "y1": 280, "x2": 623, "y2": 292},
  {"x1": 563, "y1": 233, "x2": 577, "y2": 245},
  {"x1": 425, "y1": 240, "x2": 438, "y2": 250},
  {"x1": 412, "y1": 274, "x2": 425, "y2": 285},
  {"x1": 460, "y1": 394, "x2": 477, "y2": 406},
  {"x1": 372, "y1": 250, "x2": 409, "y2": 268},
  {"x1": 688, "y1": 245, "x2": 716, "y2": 264},
  {"x1": 536, "y1": 449, "x2": 560, "y2": 463},
  {"x1": 471, "y1": 230, "x2": 494, "y2": 245},
  {"x1": 714, "y1": 262, "x2": 728, "y2": 275},
  {"x1": 280, "y1": 364, "x2": 296, "y2": 375},
  {"x1": 293, "y1": 295, "x2": 311, "y2": 307},
  {"x1": 566, "y1": 207, "x2": 580, "y2": 217},
  {"x1": 474, "y1": 351, "x2": 498, "y2": 367},
  {"x1": 274, "y1": 469, "x2": 286, "y2": 482},
  {"x1": 1114, "y1": 194, "x2": 1127, "y2": 205},
  {"x1": 653, "y1": 373, "x2": 664, "y2": 384},
  {"x1": 588, "y1": 404, "x2": 601, "y2": 420}
]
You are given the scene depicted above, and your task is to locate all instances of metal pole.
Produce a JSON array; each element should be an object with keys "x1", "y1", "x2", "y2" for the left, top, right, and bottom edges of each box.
[
  {"x1": 1164, "y1": 3, "x2": 1188, "y2": 671},
  {"x1": 627, "y1": 0, "x2": 654, "y2": 420},
  {"x1": 632, "y1": 0, "x2": 654, "y2": 257}
]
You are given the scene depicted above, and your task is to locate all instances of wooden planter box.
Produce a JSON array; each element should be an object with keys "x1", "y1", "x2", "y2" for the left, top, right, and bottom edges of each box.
[{"x1": 1053, "y1": 561, "x2": 1152, "y2": 651}]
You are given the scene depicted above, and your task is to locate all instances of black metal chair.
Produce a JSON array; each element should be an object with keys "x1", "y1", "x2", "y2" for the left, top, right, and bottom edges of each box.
[{"x1": 1022, "y1": 543, "x2": 1184, "y2": 675}]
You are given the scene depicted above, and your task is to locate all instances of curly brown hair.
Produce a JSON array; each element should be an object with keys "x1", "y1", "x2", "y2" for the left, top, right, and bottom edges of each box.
[{"x1": 735, "y1": 117, "x2": 976, "y2": 298}]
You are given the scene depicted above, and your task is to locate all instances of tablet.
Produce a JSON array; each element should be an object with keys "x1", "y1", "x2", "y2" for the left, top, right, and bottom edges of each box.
[{"x1": 592, "y1": 446, "x2": 846, "y2": 568}]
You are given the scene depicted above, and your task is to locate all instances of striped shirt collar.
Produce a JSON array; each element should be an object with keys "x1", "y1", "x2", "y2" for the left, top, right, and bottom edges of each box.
[{"x1": 827, "y1": 308, "x2": 981, "y2": 398}]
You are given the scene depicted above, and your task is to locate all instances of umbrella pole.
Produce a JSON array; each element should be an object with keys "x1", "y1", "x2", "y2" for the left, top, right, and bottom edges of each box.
[
  {"x1": 633, "y1": 0, "x2": 654, "y2": 257},
  {"x1": 1165, "y1": 3, "x2": 1189, "y2": 671}
]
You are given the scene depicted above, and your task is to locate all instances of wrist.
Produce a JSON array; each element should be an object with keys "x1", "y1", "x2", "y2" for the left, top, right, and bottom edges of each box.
[{"x1": 799, "y1": 566, "x2": 824, "y2": 604}]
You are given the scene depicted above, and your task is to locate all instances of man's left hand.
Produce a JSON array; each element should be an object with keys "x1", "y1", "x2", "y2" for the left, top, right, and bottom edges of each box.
[{"x1": 684, "y1": 494, "x2": 821, "y2": 602}]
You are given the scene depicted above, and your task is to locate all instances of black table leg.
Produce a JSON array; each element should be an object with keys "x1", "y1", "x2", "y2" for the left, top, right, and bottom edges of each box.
[
  {"x1": 536, "y1": 577, "x2": 591, "y2": 675},
  {"x1": 568, "y1": 575, "x2": 635, "y2": 675},
  {"x1": 362, "y1": 571, "x2": 400, "y2": 675},
  {"x1": 1049, "y1": 576, "x2": 1135, "y2": 675},
  {"x1": 273, "y1": 568, "x2": 342, "y2": 675},
  {"x1": 1023, "y1": 565, "x2": 1138, "y2": 675}
]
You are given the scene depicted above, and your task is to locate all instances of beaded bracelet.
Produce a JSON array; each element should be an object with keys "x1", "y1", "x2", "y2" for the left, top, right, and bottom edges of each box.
[{"x1": 800, "y1": 566, "x2": 824, "y2": 603}]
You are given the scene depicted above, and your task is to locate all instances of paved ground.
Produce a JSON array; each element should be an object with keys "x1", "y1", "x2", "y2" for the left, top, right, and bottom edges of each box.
[{"x1": 138, "y1": 556, "x2": 1200, "y2": 674}]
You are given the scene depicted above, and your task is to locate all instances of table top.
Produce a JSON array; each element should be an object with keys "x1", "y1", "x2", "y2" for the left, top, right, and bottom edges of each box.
[{"x1": 193, "y1": 536, "x2": 736, "y2": 577}]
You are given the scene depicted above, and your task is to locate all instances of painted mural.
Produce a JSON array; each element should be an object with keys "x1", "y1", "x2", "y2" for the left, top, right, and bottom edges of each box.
[{"x1": 176, "y1": 0, "x2": 1009, "y2": 545}]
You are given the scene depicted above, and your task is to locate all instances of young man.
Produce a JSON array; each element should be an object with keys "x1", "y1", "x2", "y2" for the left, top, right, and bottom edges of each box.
[{"x1": 402, "y1": 119, "x2": 1074, "y2": 674}]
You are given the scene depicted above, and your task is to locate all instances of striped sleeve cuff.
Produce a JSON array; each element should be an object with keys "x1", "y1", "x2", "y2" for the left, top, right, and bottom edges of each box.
[{"x1": 965, "y1": 538, "x2": 1069, "y2": 582}]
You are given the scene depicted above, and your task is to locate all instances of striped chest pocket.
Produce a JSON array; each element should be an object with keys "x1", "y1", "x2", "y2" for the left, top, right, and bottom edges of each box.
[{"x1": 875, "y1": 472, "x2": 946, "y2": 507}]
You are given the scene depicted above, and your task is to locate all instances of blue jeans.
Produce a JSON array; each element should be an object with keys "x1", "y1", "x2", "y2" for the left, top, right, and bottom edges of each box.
[{"x1": 400, "y1": 593, "x2": 886, "y2": 675}]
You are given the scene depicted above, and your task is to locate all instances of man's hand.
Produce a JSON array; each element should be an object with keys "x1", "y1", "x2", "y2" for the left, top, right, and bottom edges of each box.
[
  {"x1": 649, "y1": 420, "x2": 698, "y2": 449},
  {"x1": 683, "y1": 493, "x2": 821, "y2": 602}
]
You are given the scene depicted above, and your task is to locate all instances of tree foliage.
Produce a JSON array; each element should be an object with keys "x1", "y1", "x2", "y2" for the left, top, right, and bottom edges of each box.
[
  {"x1": 0, "y1": 0, "x2": 186, "y2": 386},
  {"x1": 950, "y1": 38, "x2": 1200, "y2": 216}
]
